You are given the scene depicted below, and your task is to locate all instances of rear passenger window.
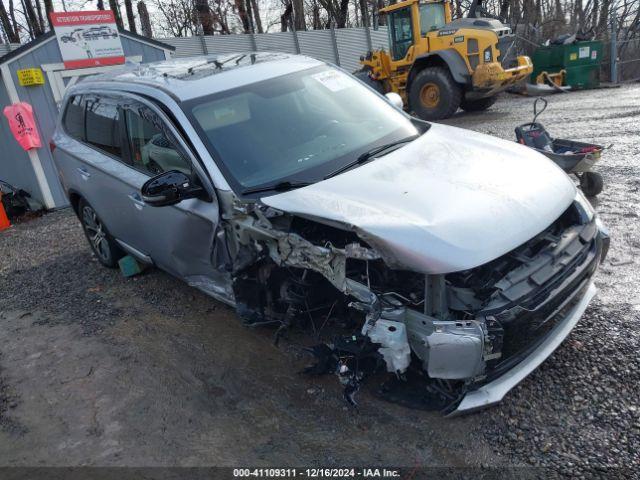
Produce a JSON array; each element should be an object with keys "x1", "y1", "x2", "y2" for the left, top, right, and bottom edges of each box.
[
  {"x1": 123, "y1": 105, "x2": 192, "y2": 176},
  {"x1": 85, "y1": 97, "x2": 122, "y2": 158},
  {"x1": 63, "y1": 95, "x2": 85, "y2": 141}
]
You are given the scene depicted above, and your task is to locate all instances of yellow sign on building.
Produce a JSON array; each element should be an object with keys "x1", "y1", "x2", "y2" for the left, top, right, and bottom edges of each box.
[{"x1": 17, "y1": 68, "x2": 45, "y2": 86}]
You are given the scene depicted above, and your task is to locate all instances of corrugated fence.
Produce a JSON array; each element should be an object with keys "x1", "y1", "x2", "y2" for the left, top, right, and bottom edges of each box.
[
  {"x1": 0, "y1": 43, "x2": 20, "y2": 57},
  {"x1": 160, "y1": 27, "x2": 390, "y2": 73}
]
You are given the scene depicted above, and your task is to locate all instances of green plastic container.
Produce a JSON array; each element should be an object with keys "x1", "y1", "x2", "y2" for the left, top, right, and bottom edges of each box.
[{"x1": 531, "y1": 40, "x2": 603, "y2": 89}]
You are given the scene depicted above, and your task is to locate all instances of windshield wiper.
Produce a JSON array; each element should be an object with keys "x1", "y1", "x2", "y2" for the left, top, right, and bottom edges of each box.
[
  {"x1": 324, "y1": 135, "x2": 419, "y2": 179},
  {"x1": 241, "y1": 180, "x2": 313, "y2": 195}
]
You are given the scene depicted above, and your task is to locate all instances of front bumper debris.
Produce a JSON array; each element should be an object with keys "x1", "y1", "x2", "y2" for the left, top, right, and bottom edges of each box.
[{"x1": 450, "y1": 281, "x2": 597, "y2": 415}]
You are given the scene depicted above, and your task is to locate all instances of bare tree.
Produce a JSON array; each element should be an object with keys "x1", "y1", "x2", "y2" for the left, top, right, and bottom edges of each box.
[
  {"x1": 358, "y1": 0, "x2": 369, "y2": 26},
  {"x1": 124, "y1": 0, "x2": 136, "y2": 32},
  {"x1": 0, "y1": 0, "x2": 20, "y2": 42},
  {"x1": 311, "y1": 0, "x2": 322, "y2": 29},
  {"x1": 596, "y1": 0, "x2": 610, "y2": 36},
  {"x1": 97, "y1": 0, "x2": 105, "y2": 9},
  {"x1": 43, "y1": 0, "x2": 52, "y2": 29},
  {"x1": 281, "y1": 0, "x2": 292, "y2": 31},
  {"x1": 235, "y1": 0, "x2": 251, "y2": 32},
  {"x1": 195, "y1": 0, "x2": 214, "y2": 34},
  {"x1": 34, "y1": 0, "x2": 44, "y2": 32},
  {"x1": 137, "y1": 0, "x2": 152, "y2": 37},
  {"x1": 293, "y1": 0, "x2": 306, "y2": 29},
  {"x1": 250, "y1": 0, "x2": 263, "y2": 32},
  {"x1": 211, "y1": 0, "x2": 232, "y2": 34},
  {"x1": 22, "y1": 0, "x2": 44, "y2": 37},
  {"x1": 109, "y1": 0, "x2": 124, "y2": 29},
  {"x1": 317, "y1": 0, "x2": 349, "y2": 27}
]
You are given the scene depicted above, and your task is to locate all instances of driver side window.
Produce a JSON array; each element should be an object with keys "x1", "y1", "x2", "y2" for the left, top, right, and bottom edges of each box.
[
  {"x1": 123, "y1": 104, "x2": 192, "y2": 177},
  {"x1": 389, "y1": 7, "x2": 413, "y2": 60}
]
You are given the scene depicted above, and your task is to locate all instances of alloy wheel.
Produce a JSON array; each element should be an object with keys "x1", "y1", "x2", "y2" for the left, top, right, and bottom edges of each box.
[{"x1": 81, "y1": 205, "x2": 112, "y2": 263}]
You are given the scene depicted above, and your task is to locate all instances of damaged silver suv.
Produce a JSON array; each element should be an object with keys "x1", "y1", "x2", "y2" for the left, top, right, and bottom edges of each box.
[{"x1": 52, "y1": 53, "x2": 609, "y2": 414}]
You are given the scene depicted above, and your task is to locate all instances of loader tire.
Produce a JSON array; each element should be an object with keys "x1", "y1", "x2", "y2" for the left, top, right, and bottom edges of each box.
[
  {"x1": 409, "y1": 67, "x2": 462, "y2": 120},
  {"x1": 460, "y1": 95, "x2": 498, "y2": 112},
  {"x1": 353, "y1": 69, "x2": 385, "y2": 95}
]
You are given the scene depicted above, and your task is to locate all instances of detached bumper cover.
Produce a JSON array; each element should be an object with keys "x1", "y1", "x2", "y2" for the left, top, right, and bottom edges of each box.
[{"x1": 450, "y1": 281, "x2": 596, "y2": 415}]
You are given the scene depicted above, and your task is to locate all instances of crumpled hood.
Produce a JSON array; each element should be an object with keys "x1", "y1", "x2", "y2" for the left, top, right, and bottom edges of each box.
[{"x1": 262, "y1": 123, "x2": 576, "y2": 274}]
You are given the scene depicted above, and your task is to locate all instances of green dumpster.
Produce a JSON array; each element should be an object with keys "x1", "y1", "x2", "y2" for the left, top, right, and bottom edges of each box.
[{"x1": 531, "y1": 40, "x2": 603, "y2": 89}]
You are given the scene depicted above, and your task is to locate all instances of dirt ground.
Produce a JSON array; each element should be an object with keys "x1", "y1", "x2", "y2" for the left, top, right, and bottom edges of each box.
[{"x1": 0, "y1": 85, "x2": 638, "y2": 474}]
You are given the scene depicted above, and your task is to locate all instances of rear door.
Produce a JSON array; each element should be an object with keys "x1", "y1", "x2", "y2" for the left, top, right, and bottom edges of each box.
[
  {"x1": 80, "y1": 94, "x2": 150, "y2": 249},
  {"x1": 53, "y1": 94, "x2": 140, "y2": 246}
]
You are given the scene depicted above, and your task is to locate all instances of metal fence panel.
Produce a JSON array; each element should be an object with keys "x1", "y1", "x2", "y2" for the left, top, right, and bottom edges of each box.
[
  {"x1": 254, "y1": 31, "x2": 298, "y2": 54},
  {"x1": 298, "y1": 30, "x2": 336, "y2": 64},
  {"x1": 335, "y1": 28, "x2": 370, "y2": 72},
  {"x1": 369, "y1": 27, "x2": 389, "y2": 51},
  {"x1": 0, "y1": 43, "x2": 20, "y2": 58},
  {"x1": 618, "y1": 37, "x2": 640, "y2": 82},
  {"x1": 160, "y1": 37, "x2": 204, "y2": 57},
  {"x1": 205, "y1": 34, "x2": 254, "y2": 54},
  {"x1": 160, "y1": 27, "x2": 391, "y2": 71}
]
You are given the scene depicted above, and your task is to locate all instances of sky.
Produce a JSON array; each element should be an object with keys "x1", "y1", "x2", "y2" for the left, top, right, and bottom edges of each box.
[{"x1": 2, "y1": 0, "x2": 284, "y2": 43}]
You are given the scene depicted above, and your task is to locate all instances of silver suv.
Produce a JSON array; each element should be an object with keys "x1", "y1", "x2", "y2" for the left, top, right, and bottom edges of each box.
[{"x1": 52, "y1": 53, "x2": 609, "y2": 414}]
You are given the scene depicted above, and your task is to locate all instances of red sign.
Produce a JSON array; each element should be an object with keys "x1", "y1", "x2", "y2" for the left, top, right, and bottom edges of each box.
[{"x1": 50, "y1": 11, "x2": 125, "y2": 69}]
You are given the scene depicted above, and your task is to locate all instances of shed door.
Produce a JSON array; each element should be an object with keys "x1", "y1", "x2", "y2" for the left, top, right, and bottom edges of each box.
[{"x1": 42, "y1": 56, "x2": 143, "y2": 106}]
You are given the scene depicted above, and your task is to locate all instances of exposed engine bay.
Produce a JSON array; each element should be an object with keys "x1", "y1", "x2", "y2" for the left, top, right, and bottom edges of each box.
[{"x1": 214, "y1": 190, "x2": 608, "y2": 414}]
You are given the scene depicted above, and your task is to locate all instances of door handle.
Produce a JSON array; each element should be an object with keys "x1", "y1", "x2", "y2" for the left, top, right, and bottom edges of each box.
[
  {"x1": 128, "y1": 192, "x2": 146, "y2": 210},
  {"x1": 77, "y1": 167, "x2": 91, "y2": 179}
]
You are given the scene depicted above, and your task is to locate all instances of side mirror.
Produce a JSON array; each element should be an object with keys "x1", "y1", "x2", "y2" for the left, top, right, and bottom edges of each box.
[
  {"x1": 141, "y1": 170, "x2": 205, "y2": 207},
  {"x1": 385, "y1": 92, "x2": 404, "y2": 110}
]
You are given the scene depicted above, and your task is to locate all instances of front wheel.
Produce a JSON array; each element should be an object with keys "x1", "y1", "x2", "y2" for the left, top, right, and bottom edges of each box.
[
  {"x1": 78, "y1": 198, "x2": 124, "y2": 268},
  {"x1": 579, "y1": 171, "x2": 604, "y2": 197},
  {"x1": 408, "y1": 67, "x2": 462, "y2": 121},
  {"x1": 460, "y1": 95, "x2": 498, "y2": 112}
]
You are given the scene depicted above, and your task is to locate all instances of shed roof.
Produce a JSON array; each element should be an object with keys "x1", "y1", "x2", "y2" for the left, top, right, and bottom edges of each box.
[{"x1": 0, "y1": 29, "x2": 175, "y2": 66}]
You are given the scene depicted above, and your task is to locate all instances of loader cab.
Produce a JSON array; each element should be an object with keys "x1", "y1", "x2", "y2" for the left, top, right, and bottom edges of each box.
[
  {"x1": 388, "y1": 6, "x2": 414, "y2": 60},
  {"x1": 418, "y1": 1, "x2": 447, "y2": 35},
  {"x1": 387, "y1": 0, "x2": 450, "y2": 61}
]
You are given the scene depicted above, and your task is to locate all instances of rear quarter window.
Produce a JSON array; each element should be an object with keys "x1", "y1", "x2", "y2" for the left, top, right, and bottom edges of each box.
[
  {"x1": 84, "y1": 97, "x2": 123, "y2": 158},
  {"x1": 63, "y1": 95, "x2": 85, "y2": 141}
]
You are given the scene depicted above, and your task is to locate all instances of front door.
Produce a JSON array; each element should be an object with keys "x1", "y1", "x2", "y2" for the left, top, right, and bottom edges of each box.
[{"x1": 115, "y1": 96, "x2": 231, "y2": 301}]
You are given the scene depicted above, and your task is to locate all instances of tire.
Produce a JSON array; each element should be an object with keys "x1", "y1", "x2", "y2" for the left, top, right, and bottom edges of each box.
[
  {"x1": 408, "y1": 67, "x2": 462, "y2": 121},
  {"x1": 580, "y1": 171, "x2": 604, "y2": 197},
  {"x1": 353, "y1": 69, "x2": 385, "y2": 95},
  {"x1": 78, "y1": 198, "x2": 124, "y2": 268},
  {"x1": 460, "y1": 95, "x2": 498, "y2": 112}
]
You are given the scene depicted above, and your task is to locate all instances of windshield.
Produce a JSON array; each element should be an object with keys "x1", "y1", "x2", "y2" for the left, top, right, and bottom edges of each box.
[
  {"x1": 184, "y1": 65, "x2": 418, "y2": 194},
  {"x1": 420, "y1": 3, "x2": 446, "y2": 35}
]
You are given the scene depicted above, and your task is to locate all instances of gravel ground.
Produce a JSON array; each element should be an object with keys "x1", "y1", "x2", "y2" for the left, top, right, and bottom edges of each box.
[
  {"x1": 0, "y1": 85, "x2": 638, "y2": 475},
  {"x1": 442, "y1": 85, "x2": 640, "y2": 476}
]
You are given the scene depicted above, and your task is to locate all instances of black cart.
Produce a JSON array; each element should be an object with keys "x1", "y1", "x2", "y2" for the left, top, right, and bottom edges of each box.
[{"x1": 515, "y1": 98, "x2": 604, "y2": 196}]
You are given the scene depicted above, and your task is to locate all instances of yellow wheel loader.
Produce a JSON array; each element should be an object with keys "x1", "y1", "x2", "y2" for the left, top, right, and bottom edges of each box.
[{"x1": 356, "y1": 0, "x2": 533, "y2": 120}]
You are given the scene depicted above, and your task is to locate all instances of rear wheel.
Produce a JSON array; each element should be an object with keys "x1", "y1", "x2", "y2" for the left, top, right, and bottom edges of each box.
[
  {"x1": 353, "y1": 69, "x2": 385, "y2": 95},
  {"x1": 460, "y1": 95, "x2": 498, "y2": 112},
  {"x1": 78, "y1": 198, "x2": 123, "y2": 268},
  {"x1": 409, "y1": 67, "x2": 462, "y2": 120},
  {"x1": 579, "y1": 171, "x2": 603, "y2": 197}
]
